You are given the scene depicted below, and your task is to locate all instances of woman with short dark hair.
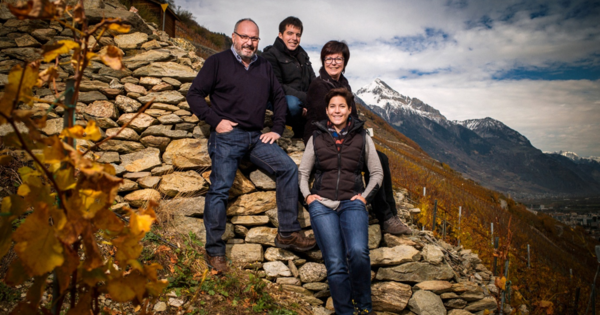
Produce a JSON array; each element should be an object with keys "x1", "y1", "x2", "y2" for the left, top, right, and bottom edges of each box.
[
  {"x1": 304, "y1": 40, "x2": 412, "y2": 237},
  {"x1": 299, "y1": 86, "x2": 382, "y2": 315}
]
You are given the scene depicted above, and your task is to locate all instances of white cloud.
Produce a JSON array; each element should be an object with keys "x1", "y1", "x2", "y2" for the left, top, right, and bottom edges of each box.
[{"x1": 183, "y1": 0, "x2": 600, "y2": 156}]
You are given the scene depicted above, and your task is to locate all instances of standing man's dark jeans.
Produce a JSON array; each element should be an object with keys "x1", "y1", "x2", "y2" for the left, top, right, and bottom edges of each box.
[
  {"x1": 308, "y1": 199, "x2": 372, "y2": 315},
  {"x1": 204, "y1": 127, "x2": 302, "y2": 256},
  {"x1": 365, "y1": 150, "x2": 398, "y2": 224}
]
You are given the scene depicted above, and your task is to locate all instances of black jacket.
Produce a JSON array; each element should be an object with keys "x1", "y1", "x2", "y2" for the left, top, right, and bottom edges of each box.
[
  {"x1": 311, "y1": 118, "x2": 367, "y2": 201},
  {"x1": 303, "y1": 67, "x2": 358, "y2": 144},
  {"x1": 262, "y1": 37, "x2": 316, "y2": 105}
]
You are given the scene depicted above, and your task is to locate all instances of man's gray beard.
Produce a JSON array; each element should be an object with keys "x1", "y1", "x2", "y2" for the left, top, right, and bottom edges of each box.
[{"x1": 235, "y1": 46, "x2": 256, "y2": 61}]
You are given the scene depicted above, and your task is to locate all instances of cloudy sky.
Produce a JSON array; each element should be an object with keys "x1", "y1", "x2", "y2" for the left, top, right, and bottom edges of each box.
[{"x1": 180, "y1": 0, "x2": 600, "y2": 157}]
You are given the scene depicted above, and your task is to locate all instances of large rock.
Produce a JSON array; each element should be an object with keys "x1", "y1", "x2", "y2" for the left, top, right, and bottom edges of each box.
[
  {"x1": 264, "y1": 247, "x2": 299, "y2": 262},
  {"x1": 408, "y1": 290, "x2": 446, "y2": 315},
  {"x1": 226, "y1": 191, "x2": 277, "y2": 216},
  {"x1": 227, "y1": 244, "x2": 263, "y2": 263},
  {"x1": 124, "y1": 189, "x2": 161, "y2": 208},
  {"x1": 123, "y1": 49, "x2": 171, "y2": 66},
  {"x1": 117, "y1": 113, "x2": 157, "y2": 132},
  {"x1": 159, "y1": 196, "x2": 204, "y2": 216},
  {"x1": 368, "y1": 224, "x2": 382, "y2": 249},
  {"x1": 384, "y1": 234, "x2": 419, "y2": 248},
  {"x1": 244, "y1": 227, "x2": 277, "y2": 246},
  {"x1": 40, "y1": 118, "x2": 63, "y2": 135},
  {"x1": 162, "y1": 138, "x2": 210, "y2": 168},
  {"x1": 376, "y1": 262, "x2": 455, "y2": 283},
  {"x1": 79, "y1": 91, "x2": 108, "y2": 103},
  {"x1": 464, "y1": 297, "x2": 496, "y2": 312},
  {"x1": 203, "y1": 169, "x2": 255, "y2": 198},
  {"x1": 98, "y1": 140, "x2": 145, "y2": 153},
  {"x1": 1, "y1": 47, "x2": 41, "y2": 61},
  {"x1": 140, "y1": 136, "x2": 171, "y2": 151},
  {"x1": 15, "y1": 34, "x2": 40, "y2": 47},
  {"x1": 448, "y1": 310, "x2": 474, "y2": 315},
  {"x1": 371, "y1": 282, "x2": 412, "y2": 313},
  {"x1": 422, "y1": 244, "x2": 444, "y2": 265},
  {"x1": 168, "y1": 216, "x2": 233, "y2": 244},
  {"x1": 265, "y1": 204, "x2": 310, "y2": 228},
  {"x1": 105, "y1": 127, "x2": 140, "y2": 141},
  {"x1": 263, "y1": 261, "x2": 292, "y2": 277},
  {"x1": 84, "y1": 100, "x2": 117, "y2": 119},
  {"x1": 414, "y1": 281, "x2": 453, "y2": 294},
  {"x1": 133, "y1": 62, "x2": 197, "y2": 81},
  {"x1": 298, "y1": 262, "x2": 327, "y2": 283},
  {"x1": 231, "y1": 215, "x2": 270, "y2": 226},
  {"x1": 120, "y1": 147, "x2": 161, "y2": 172},
  {"x1": 86, "y1": 9, "x2": 153, "y2": 35},
  {"x1": 370, "y1": 245, "x2": 421, "y2": 266},
  {"x1": 114, "y1": 32, "x2": 148, "y2": 49},
  {"x1": 138, "y1": 91, "x2": 186, "y2": 105},
  {"x1": 249, "y1": 169, "x2": 276, "y2": 190},
  {"x1": 138, "y1": 176, "x2": 161, "y2": 189},
  {"x1": 159, "y1": 171, "x2": 207, "y2": 197}
]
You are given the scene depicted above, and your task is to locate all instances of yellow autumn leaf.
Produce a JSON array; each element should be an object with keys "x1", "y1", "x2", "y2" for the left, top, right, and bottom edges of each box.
[
  {"x1": 79, "y1": 189, "x2": 108, "y2": 219},
  {"x1": 61, "y1": 120, "x2": 102, "y2": 141},
  {"x1": 43, "y1": 40, "x2": 80, "y2": 63},
  {"x1": 43, "y1": 136, "x2": 67, "y2": 164},
  {"x1": 55, "y1": 168, "x2": 76, "y2": 191},
  {"x1": 13, "y1": 205, "x2": 64, "y2": 276},
  {"x1": 113, "y1": 234, "x2": 143, "y2": 262},
  {"x1": 130, "y1": 211, "x2": 155, "y2": 236},
  {"x1": 106, "y1": 276, "x2": 136, "y2": 302},
  {"x1": 0, "y1": 63, "x2": 39, "y2": 118},
  {"x1": 108, "y1": 23, "x2": 131, "y2": 33},
  {"x1": 7, "y1": 0, "x2": 58, "y2": 20},
  {"x1": 99, "y1": 45, "x2": 123, "y2": 70},
  {"x1": 146, "y1": 279, "x2": 168, "y2": 297},
  {"x1": 495, "y1": 276, "x2": 506, "y2": 291},
  {"x1": 37, "y1": 66, "x2": 58, "y2": 87}
]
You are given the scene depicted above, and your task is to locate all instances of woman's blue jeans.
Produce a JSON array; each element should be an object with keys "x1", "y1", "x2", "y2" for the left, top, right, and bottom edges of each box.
[{"x1": 308, "y1": 199, "x2": 372, "y2": 315}]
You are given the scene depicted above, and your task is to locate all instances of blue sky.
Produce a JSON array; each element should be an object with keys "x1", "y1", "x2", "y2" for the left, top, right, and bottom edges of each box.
[{"x1": 183, "y1": 0, "x2": 600, "y2": 156}]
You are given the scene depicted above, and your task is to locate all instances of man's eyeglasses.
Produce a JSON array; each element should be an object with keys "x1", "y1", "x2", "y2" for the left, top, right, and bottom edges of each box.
[
  {"x1": 325, "y1": 57, "x2": 344, "y2": 64},
  {"x1": 234, "y1": 32, "x2": 260, "y2": 42}
]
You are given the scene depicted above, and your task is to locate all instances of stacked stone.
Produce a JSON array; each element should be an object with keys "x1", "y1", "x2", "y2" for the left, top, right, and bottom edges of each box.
[{"x1": 0, "y1": 4, "x2": 500, "y2": 315}]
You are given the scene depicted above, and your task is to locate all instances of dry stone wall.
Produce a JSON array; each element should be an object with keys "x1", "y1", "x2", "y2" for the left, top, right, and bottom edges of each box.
[{"x1": 0, "y1": 6, "x2": 500, "y2": 315}]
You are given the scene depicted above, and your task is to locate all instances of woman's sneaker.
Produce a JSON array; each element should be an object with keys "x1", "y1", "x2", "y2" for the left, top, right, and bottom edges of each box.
[{"x1": 382, "y1": 216, "x2": 412, "y2": 235}]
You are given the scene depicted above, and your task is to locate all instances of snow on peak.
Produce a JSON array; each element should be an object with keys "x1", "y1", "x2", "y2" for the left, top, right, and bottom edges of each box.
[
  {"x1": 356, "y1": 78, "x2": 445, "y2": 123},
  {"x1": 453, "y1": 117, "x2": 507, "y2": 131}
]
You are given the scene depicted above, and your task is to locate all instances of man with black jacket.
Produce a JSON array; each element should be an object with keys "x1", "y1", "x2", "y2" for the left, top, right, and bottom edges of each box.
[{"x1": 262, "y1": 16, "x2": 316, "y2": 137}]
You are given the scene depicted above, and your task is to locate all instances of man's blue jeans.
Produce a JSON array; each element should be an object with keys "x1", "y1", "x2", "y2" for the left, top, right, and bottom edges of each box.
[
  {"x1": 266, "y1": 95, "x2": 304, "y2": 118},
  {"x1": 308, "y1": 199, "x2": 372, "y2": 315},
  {"x1": 285, "y1": 95, "x2": 303, "y2": 118},
  {"x1": 204, "y1": 127, "x2": 301, "y2": 256}
]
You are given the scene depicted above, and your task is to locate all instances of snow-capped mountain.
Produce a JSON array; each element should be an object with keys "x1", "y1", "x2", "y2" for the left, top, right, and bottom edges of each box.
[
  {"x1": 356, "y1": 78, "x2": 600, "y2": 198},
  {"x1": 548, "y1": 151, "x2": 600, "y2": 164},
  {"x1": 356, "y1": 79, "x2": 446, "y2": 123},
  {"x1": 454, "y1": 117, "x2": 531, "y2": 146}
]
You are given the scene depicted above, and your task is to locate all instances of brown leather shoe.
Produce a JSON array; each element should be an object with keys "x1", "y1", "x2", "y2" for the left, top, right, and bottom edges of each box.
[
  {"x1": 205, "y1": 254, "x2": 229, "y2": 274},
  {"x1": 274, "y1": 231, "x2": 316, "y2": 252},
  {"x1": 382, "y1": 216, "x2": 412, "y2": 235}
]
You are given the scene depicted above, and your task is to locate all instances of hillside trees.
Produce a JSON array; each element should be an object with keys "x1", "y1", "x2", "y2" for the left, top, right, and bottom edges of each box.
[{"x1": 360, "y1": 103, "x2": 600, "y2": 313}]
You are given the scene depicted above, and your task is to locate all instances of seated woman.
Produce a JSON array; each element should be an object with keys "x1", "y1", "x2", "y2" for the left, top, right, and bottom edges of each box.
[
  {"x1": 299, "y1": 87, "x2": 382, "y2": 315},
  {"x1": 304, "y1": 40, "x2": 411, "y2": 235}
]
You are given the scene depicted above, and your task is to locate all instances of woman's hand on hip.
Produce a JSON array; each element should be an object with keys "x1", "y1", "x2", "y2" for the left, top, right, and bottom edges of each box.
[
  {"x1": 306, "y1": 194, "x2": 322, "y2": 205},
  {"x1": 351, "y1": 194, "x2": 366, "y2": 204}
]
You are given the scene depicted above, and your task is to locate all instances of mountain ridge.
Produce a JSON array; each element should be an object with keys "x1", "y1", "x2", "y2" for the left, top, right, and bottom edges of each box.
[{"x1": 356, "y1": 78, "x2": 600, "y2": 199}]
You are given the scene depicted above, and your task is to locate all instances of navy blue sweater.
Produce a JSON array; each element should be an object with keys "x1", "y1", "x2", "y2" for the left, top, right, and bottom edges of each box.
[{"x1": 186, "y1": 49, "x2": 287, "y2": 135}]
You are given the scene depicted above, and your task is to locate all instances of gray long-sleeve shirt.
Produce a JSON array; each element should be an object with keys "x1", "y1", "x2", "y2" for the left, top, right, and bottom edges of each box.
[{"x1": 298, "y1": 134, "x2": 383, "y2": 210}]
